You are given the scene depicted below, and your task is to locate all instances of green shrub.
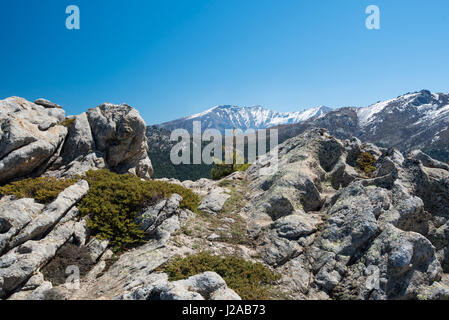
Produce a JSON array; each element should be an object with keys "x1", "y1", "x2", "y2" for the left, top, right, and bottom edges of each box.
[
  {"x1": 0, "y1": 177, "x2": 77, "y2": 204},
  {"x1": 211, "y1": 163, "x2": 234, "y2": 180},
  {"x1": 160, "y1": 252, "x2": 280, "y2": 300},
  {"x1": 211, "y1": 163, "x2": 251, "y2": 180},
  {"x1": 211, "y1": 131, "x2": 252, "y2": 180},
  {"x1": 356, "y1": 152, "x2": 377, "y2": 175},
  {"x1": 78, "y1": 170, "x2": 200, "y2": 252},
  {"x1": 0, "y1": 170, "x2": 200, "y2": 252}
]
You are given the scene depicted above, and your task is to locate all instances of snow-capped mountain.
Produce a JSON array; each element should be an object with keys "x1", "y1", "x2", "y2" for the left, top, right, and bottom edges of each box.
[
  {"x1": 357, "y1": 90, "x2": 449, "y2": 128},
  {"x1": 274, "y1": 90, "x2": 449, "y2": 162},
  {"x1": 147, "y1": 90, "x2": 449, "y2": 181},
  {"x1": 356, "y1": 90, "x2": 449, "y2": 159},
  {"x1": 156, "y1": 105, "x2": 331, "y2": 133}
]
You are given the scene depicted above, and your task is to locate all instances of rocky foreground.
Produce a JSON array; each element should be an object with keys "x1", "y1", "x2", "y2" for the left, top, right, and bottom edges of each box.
[{"x1": 1, "y1": 97, "x2": 449, "y2": 300}]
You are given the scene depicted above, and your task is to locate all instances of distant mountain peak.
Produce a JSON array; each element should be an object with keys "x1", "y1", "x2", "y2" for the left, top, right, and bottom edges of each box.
[
  {"x1": 357, "y1": 90, "x2": 447, "y2": 127},
  {"x1": 157, "y1": 104, "x2": 332, "y2": 133},
  {"x1": 269, "y1": 90, "x2": 449, "y2": 163}
]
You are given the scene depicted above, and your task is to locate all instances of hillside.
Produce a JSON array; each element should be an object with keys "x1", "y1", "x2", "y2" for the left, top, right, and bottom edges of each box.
[
  {"x1": 273, "y1": 90, "x2": 449, "y2": 162},
  {"x1": 147, "y1": 90, "x2": 449, "y2": 181},
  {"x1": 1, "y1": 97, "x2": 449, "y2": 301}
]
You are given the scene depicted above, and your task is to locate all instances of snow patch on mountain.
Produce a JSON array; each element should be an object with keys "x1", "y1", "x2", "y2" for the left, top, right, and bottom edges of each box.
[
  {"x1": 357, "y1": 91, "x2": 449, "y2": 127},
  {"x1": 357, "y1": 99, "x2": 393, "y2": 126},
  {"x1": 185, "y1": 106, "x2": 220, "y2": 120},
  {"x1": 157, "y1": 105, "x2": 332, "y2": 133}
]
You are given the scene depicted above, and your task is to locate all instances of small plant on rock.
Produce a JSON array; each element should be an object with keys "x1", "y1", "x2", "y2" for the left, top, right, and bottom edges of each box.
[
  {"x1": 160, "y1": 252, "x2": 280, "y2": 300},
  {"x1": 356, "y1": 152, "x2": 377, "y2": 176}
]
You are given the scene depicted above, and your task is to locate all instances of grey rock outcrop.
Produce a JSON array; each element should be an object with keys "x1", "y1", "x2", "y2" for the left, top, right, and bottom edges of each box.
[
  {"x1": 0, "y1": 220, "x2": 77, "y2": 298},
  {"x1": 34, "y1": 99, "x2": 62, "y2": 109},
  {"x1": 85, "y1": 103, "x2": 153, "y2": 178},
  {"x1": 238, "y1": 128, "x2": 449, "y2": 300},
  {"x1": 8, "y1": 180, "x2": 89, "y2": 249},
  {"x1": 119, "y1": 271, "x2": 241, "y2": 301},
  {"x1": 0, "y1": 179, "x2": 91, "y2": 299},
  {"x1": 0, "y1": 97, "x2": 67, "y2": 184},
  {"x1": 0, "y1": 97, "x2": 153, "y2": 184},
  {"x1": 198, "y1": 187, "x2": 231, "y2": 214},
  {"x1": 0, "y1": 197, "x2": 44, "y2": 254}
]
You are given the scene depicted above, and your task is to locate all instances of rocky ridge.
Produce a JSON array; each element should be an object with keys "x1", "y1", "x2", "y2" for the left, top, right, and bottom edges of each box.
[{"x1": 1, "y1": 97, "x2": 449, "y2": 300}]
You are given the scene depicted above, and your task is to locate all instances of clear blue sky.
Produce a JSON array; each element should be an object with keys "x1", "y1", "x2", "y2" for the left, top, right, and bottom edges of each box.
[{"x1": 1, "y1": 0, "x2": 448, "y2": 124}]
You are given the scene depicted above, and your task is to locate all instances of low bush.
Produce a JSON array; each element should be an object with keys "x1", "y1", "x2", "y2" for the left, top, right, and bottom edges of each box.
[
  {"x1": 210, "y1": 136, "x2": 252, "y2": 180},
  {"x1": 0, "y1": 177, "x2": 77, "y2": 204},
  {"x1": 0, "y1": 170, "x2": 200, "y2": 252},
  {"x1": 160, "y1": 252, "x2": 280, "y2": 300},
  {"x1": 356, "y1": 152, "x2": 377, "y2": 175},
  {"x1": 78, "y1": 170, "x2": 200, "y2": 252},
  {"x1": 211, "y1": 163, "x2": 251, "y2": 180}
]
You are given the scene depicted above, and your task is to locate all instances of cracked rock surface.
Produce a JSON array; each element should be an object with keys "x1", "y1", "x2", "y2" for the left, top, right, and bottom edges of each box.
[{"x1": 1, "y1": 99, "x2": 449, "y2": 300}]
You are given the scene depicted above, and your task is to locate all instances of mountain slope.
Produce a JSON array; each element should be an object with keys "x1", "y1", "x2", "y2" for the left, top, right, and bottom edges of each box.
[
  {"x1": 3, "y1": 97, "x2": 449, "y2": 301},
  {"x1": 146, "y1": 125, "x2": 212, "y2": 180},
  {"x1": 147, "y1": 89, "x2": 449, "y2": 181},
  {"x1": 273, "y1": 90, "x2": 449, "y2": 162},
  {"x1": 157, "y1": 105, "x2": 331, "y2": 133}
]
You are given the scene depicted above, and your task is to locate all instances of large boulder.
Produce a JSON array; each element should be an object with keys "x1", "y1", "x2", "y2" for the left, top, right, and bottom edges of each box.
[
  {"x1": 50, "y1": 103, "x2": 153, "y2": 179},
  {"x1": 334, "y1": 224, "x2": 442, "y2": 300},
  {"x1": 238, "y1": 130, "x2": 449, "y2": 300},
  {"x1": 119, "y1": 272, "x2": 241, "y2": 301},
  {"x1": 0, "y1": 97, "x2": 153, "y2": 184},
  {"x1": 0, "y1": 97, "x2": 67, "y2": 184},
  {"x1": 85, "y1": 103, "x2": 153, "y2": 179}
]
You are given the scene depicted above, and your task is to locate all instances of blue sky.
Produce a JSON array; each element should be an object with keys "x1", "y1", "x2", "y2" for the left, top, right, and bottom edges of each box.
[{"x1": 1, "y1": 0, "x2": 448, "y2": 124}]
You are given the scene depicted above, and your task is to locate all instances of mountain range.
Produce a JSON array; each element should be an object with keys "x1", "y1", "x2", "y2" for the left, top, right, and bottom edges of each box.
[
  {"x1": 147, "y1": 90, "x2": 449, "y2": 180},
  {"x1": 273, "y1": 90, "x2": 449, "y2": 162},
  {"x1": 3, "y1": 96, "x2": 449, "y2": 301},
  {"x1": 157, "y1": 105, "x2": 332, "y2": 133}
]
